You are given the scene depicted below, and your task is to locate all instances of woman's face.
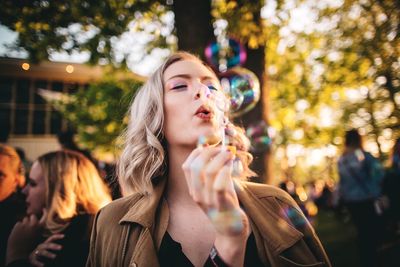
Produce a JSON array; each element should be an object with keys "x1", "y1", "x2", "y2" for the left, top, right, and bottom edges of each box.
[
  {"x1": 163, "y1": 59, "x2": 224, "y2": 147},
  {"x1": 23, "y1": 161, "x2": 46, "y2": 216}
]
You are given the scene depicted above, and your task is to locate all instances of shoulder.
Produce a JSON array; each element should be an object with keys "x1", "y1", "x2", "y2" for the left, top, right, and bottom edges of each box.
[
  {"x1": 237, "y1": 181, "x2": 300, "y2": 211},
  {"x1": 95, "y1": 193, "x2": 142, "y2": 225}
]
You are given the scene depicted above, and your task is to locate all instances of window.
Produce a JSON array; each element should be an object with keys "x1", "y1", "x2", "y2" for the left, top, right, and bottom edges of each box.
[{"x1": 0, "y1": 77, "x2": 84, "y2": 137}]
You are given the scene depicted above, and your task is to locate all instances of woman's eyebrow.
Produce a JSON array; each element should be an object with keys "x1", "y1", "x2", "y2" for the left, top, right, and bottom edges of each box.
[{"x1": 166, "y1": 74, "x2": 217, "y2": 82}]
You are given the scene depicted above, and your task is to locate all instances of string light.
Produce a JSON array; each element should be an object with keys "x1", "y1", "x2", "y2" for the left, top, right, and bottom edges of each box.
[
  {"x1": 21, "y1": 63, "x2": 30, "y2": 71},
  {"x1": 66, "y1": 65, "x2": 74, "y2": 73}
]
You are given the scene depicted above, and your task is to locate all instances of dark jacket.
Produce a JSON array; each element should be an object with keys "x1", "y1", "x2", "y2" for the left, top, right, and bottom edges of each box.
[
  {"x1": 7, "y1": 214, "x2": 94, "y2": 267},
  {"x1": 0, "y1": 192, "x2": 25, "y2": 267},
  {"x1": 87, "y1": 178, "x2": 331, "y2": 267}
]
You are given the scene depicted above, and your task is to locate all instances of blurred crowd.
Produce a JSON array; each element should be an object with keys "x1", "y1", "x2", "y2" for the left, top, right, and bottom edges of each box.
[
  {"x1": 279, "y1": 131, "x2": 400, "y2": 267},
  {"x1": 1, "y1": 129, "x2": 399, "y2": 267},
  {"x1": 0, "y1": 131, "x2": 120, "y2": 267}
]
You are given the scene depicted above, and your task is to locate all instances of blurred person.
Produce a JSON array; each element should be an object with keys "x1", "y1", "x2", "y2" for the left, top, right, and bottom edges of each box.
[
  {"x1": 87, "y1": 52, "x2": 331, "y2": 267},
  {"x1": 57, "y1": 131, "x2": 95, "y2": 164},
  {"x1": 0, "y1": 144, "x2": 26, "y2": 267},
  {"x1": 337, "y1": 129, "x2": 384, "y2": 267},
  {"x1": 15, "y1": 147, "x2": 32, "y2": 178},
  {"x1": 5, "y1": 150, "x2": 112, "y2": 267},
  {"x1": 382, "y1": 138, "x2": 400, "y2": 234},
  {"x1": 98, "y1": 161, "x2": 121, "y2": 200}
]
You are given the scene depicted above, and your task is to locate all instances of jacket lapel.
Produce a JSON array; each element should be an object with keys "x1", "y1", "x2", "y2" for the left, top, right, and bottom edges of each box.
[
  {"x1": 119, "y1": 178, "x2": 167, "y2": 227},
  {"x1": 119, "y1": 177, "x2": 168, "y2": 267}
]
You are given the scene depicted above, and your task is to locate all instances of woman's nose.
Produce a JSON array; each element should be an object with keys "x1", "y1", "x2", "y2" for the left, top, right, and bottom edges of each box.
[{"x1": 194, "y1": 83, "x2": 211, "y2": 100}]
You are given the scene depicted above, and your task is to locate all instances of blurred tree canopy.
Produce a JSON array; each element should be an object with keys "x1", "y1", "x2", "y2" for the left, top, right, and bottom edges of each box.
[
  {"x1": 1, "y1": 0, "x2": 399, "y2": 184},
  {"x1": 50, "y1": 76, "x2": 142, "y2": 155},
  {"x1": 319, "y1": 0, "x2": 400, "y2": 158},
  {"x1": 0, "y1": 0, "x2": 271, "y2": 179}
]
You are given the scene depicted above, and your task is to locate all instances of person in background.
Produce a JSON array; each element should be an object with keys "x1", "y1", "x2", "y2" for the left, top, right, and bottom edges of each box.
[
  {"x1": 57, "y1": 131, "x2": 95, "y2": 164},
  {"x1": 15, "y1": 147, "x2": 32, "y2": 179},
  {"x1": 6, "y1": 150, "x2": 112, "y2": 267},
  {"x1": 337, "y1": 129, "x2": 384, "y2": 267},
  {"x1": 382, "y1": 138, "x2": 400, "y2": 235},
  {"x1": 0, "y1": 144, "x2": 26, "y2": 267},
  {"x1": 87, "y1": 51, "x2": 330, "y2": 267}
]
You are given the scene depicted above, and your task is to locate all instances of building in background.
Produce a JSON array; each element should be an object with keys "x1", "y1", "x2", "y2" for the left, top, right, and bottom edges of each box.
[{"x1": 0, "y1": 57, "x2": 143, "y2": 161}]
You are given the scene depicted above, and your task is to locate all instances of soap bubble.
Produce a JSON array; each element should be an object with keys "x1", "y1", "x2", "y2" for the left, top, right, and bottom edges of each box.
[
  {"x1": 204, "y1": 38, "x2": 247, "y2": 70},
  {"x1": 246, "y1": 120, "x2": 272, "y2": 153},
  {"x1": 219, "y1": 67, "x2": 260, "y2": 117}
]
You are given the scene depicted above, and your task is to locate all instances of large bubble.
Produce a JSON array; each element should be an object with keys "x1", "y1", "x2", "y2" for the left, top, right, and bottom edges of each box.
[
  {"x1": 246, "y1": 120, "x2": 272, "y2": 153},
  {"x1": 204, "y1": 38, "x2": 247, "y2": 70},
  {"x1": 219, "y1": 67, "x2": 260, "y2": 117}
]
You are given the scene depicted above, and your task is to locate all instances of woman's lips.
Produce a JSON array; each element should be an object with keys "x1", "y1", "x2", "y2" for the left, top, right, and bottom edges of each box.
[
  {"x1": 196, "y1": 112, "x2": 213, "y2": 120},
  {"x1": 195, "y1": 105, "x2": 214, "y2": 121}
]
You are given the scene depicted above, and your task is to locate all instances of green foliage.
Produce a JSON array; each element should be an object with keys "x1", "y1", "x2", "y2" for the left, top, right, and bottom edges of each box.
[
  {"x1": 53, "y1": 76, "x2": 142, "y2": 154},
  {"x1": 0, "y1": 0, "x2": 172, "y2": 66},
  {"x1": 212, "y1": 0, "x2": 268, "y2": 48},
  {"x1": 318, "y1": 0, "x2": 400, "y2": 158},
  {"x1": 257, "y1": 0, "x2": 400, "y2": 185},
  {"x1": 3, "y1": 0, "x2": 399, "y2": 183}
]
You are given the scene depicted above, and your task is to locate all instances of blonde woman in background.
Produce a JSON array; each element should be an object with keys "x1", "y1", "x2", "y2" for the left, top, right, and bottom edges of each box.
[
  {"x1": 87, "y1": 52, "x2": 331, "y2": 267},
  {"x1": 6, "y1": 150, "x2": 112, "y2": 267}
]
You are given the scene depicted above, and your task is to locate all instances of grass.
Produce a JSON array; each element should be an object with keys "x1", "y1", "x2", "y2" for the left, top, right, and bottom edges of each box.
[
  {"x1": 314, "y1": 209, "x2": 400, "y2": 267},
  {"x1": 313, "y1": 209, "x2": 360, "y2": 267}
]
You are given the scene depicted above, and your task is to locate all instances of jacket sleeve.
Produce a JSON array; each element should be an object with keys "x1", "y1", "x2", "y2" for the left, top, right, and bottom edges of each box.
[{"x1": 86, "y1": 209, "x2": 101, "y2": 267}]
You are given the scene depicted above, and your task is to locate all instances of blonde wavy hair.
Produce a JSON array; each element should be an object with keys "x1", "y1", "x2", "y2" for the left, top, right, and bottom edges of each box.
[
  {"x1": 118, "y1": 51, "x2": 255, "y2": 196},
  {"x1": 37, "y1": 150, "x2": 112, "y2": 233}
]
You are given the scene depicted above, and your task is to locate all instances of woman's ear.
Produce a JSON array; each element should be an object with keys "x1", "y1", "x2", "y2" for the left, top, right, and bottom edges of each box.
[{"x1": 17, "y1": 163, "x2": 26, "y2": 188}]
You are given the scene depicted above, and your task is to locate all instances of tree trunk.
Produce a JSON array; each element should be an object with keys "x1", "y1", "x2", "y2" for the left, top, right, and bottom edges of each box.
[
  {"x1": 172, "y1": 0, "x2": 214, "y2": 59},
  {"x1": 238, "y1": 45, "x2": 270, "y2": 184}
]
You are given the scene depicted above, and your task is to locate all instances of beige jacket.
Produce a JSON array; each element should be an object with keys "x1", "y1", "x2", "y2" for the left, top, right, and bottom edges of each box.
[{"x1": 87, "y1": 178, "x2": 331, "y2": 267}]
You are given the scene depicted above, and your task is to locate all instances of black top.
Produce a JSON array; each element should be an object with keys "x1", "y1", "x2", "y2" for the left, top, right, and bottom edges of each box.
[
  {"x1": 6, "y1": 214, "x2": 94, "y2": 267},
  {"x1": 158, "y1": 232, "x2": 264, "y2": 267},
  {"x1": 0, "y1": 191, "x2": 25, "y2": 267}
]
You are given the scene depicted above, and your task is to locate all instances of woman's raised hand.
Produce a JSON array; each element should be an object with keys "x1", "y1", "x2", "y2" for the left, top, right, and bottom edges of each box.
[
  {"x1": 182, "y1": 146, "x2": 250, "y2": 266},
  {"x1": 6, "y1": 211, "x2": 46, "y2": 265},
  {"x1": 29, "y1": 234, "x2": 64, "y2": 267}
]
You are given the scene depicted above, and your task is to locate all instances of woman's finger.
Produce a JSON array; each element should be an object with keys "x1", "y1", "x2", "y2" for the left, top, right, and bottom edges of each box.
[
  {"x1": 182, "y1": 146, "x2": 204, "y2": 195},
  {"x1": 189, "y1": 147, "x2": 221, "y2": 203},
  {"x1": 44, "y1": 234, "x2": 65, "y2": 243},
  {"x1": 213, "y1": 159, "x2": 235, "y2": 193},
  {"x1": 38, "y1": 249, "x2": 57, "y2": 259},
  {"x1": 204, "y1": 150, "x2": 233, "y2": 206},
  {"x1": 39, "y1": 209, "x2": 48, "y2": 226},
  {"x1": 28, "y1": 214, "x2": 39, "y2": 225},
  {"x1": 39, "y1": 242, "x2": 62, "y2": 251}
]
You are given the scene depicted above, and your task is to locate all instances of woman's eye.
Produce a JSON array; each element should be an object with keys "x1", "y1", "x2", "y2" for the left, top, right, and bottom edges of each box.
[
  {"x1": 171, "y1": 84, "x2": 187, "y2": 90},
  {"x1": 207, "y1": 85, "x2": 218, "y2": 91},
  {"x1": 28, "y1": 179, "x2": 36, "y2": 187}
]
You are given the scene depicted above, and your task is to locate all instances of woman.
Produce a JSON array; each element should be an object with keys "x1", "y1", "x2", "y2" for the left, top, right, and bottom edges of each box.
[
  {"x1": 87, "y1": 52, "x2": 330, "y2": 267},
  {"x1": 6, "y1": 150, "x2": 112, "y2": 267},
  {"x1": 337, "y1": 129, "x2": 384, "y2": 267}
]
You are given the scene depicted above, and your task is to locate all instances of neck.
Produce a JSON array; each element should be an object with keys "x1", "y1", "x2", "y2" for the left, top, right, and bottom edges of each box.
[{"x1": 165, "y1": 144, "x2": 197, "y2": 207}]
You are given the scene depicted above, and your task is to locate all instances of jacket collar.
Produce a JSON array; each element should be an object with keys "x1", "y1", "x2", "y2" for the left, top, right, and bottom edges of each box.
[
  {"x1": 235, "y1": 181, "x2": 303, "y2": 254},
  {"x1": 119, "y1": 177, "x2": 167, "y2": 228}
]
